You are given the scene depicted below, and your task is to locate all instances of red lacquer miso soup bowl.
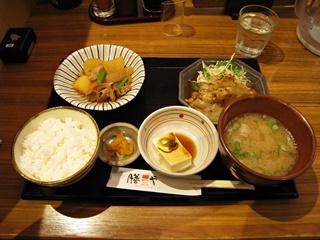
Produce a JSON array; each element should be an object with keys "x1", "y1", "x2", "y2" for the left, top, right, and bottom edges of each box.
[{"x1": 217, "y1": 95, "x2": 317, "y2": 186}]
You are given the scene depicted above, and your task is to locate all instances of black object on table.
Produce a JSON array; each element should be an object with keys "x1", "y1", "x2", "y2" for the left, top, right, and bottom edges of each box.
[
  {"x1": 89, "y1": 1, "x2": 161, "y2": 25},
  {"x1": 226, "y1": 0, "x2": 275, "y2": 20}
]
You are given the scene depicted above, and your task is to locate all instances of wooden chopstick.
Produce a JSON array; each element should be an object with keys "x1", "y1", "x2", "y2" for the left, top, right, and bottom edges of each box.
[{"x1": 188, "y1": 180, "x2": 255, "y2": 190}]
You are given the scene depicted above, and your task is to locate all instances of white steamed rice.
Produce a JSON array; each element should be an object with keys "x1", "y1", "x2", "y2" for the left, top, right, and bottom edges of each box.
[{"x1": 20, "y1": 117, "x2": 97, "y2": 181}]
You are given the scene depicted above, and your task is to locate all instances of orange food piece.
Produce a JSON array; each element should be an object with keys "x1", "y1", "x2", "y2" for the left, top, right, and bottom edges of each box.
[
  {"x1": 73, "y1": 75, "x2": 91, "y2": 95},
  {"x1": 107, "y1": 131, "x2": 134, "y2": 156},
  {"x1": 89, "y1": 81, "x2": 98, "y2": 90}
]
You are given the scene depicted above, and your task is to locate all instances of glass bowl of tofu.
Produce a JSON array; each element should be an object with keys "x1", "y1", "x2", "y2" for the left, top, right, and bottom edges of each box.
[{"x1": 137, "y1": 106, "x2": 219, "y2": 178}]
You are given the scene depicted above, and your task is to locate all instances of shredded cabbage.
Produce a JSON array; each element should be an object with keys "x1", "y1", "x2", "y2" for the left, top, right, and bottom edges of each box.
[{"x1": 196, "y1": 53, "x2": 248, "y2": 85}]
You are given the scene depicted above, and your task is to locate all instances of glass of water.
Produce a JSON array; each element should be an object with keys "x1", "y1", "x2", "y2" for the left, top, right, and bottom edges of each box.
[{"x1": 236, "y1": 5, "x2": 279, "y2": 58}]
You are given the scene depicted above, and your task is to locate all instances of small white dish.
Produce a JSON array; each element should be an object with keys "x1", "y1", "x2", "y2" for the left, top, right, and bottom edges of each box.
[
  {"x1": 99, "y1": 122, "x2": 140, "y2": 166},
  {"x1": 138, "y1": 106, "x2": 219, "y2": 178},
  {"x1": 54, "y1": 44, "x2": 145, "y2": 111}
]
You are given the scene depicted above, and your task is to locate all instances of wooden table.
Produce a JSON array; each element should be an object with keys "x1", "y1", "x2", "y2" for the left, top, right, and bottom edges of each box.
[{"x1": 1, "y1": 0, "x2": 319, "y2": 239}]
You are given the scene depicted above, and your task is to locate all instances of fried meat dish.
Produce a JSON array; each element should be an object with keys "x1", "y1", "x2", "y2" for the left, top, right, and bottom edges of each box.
[{"x1": 186, "y1": 76, "x2": 256, "y2": 122}]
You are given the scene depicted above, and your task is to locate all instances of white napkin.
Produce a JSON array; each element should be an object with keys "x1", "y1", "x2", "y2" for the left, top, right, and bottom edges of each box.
[{"x1": 107, "y1": 167, "x2": 202, "y2": 196}]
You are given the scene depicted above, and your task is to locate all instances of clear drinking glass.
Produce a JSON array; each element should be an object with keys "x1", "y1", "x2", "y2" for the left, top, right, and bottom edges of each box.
[
  {"x1": 92, "y1": 0, "x2": 115, "y2": 18},
  {"x1": 236, "y1": 5, "x2": 279, "y2": 58},
  {"x1": 161, "y1": 0, "x2": 185, "y2": 37}
]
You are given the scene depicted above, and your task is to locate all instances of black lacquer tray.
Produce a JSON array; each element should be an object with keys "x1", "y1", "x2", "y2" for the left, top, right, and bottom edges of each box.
[
  {"x1": 21, "y1": 58, "x2": 299, "y2": 205},
  {"x1": 89, "y1": 2, "x2": 161, "y2": 25}
]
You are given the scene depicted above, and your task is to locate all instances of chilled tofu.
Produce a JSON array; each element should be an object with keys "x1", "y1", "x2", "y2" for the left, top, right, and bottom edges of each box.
[{"x1": 152, "y1": 132, "x2": 192, "y2": 172}]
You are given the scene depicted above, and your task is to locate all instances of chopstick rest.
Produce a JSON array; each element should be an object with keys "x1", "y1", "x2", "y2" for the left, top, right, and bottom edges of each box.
[{"x1": 188, "y1": 180, "x2": 255, "y2": 190}]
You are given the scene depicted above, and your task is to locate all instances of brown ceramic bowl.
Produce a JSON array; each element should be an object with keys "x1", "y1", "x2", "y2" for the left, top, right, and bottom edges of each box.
[{"x1": 218, "y1": 95, "x2": 317, "y2": 186}]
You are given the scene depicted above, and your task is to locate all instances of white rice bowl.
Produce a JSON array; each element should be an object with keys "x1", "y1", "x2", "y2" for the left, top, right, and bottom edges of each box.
[{"x1": 12, "y1": 107, "x2": 100, "y2": 187}]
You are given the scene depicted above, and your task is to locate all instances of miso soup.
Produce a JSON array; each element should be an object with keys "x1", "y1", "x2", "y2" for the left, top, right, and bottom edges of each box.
[{"x1": 224, "y1": 113, "x2": 298, "y2": 176}]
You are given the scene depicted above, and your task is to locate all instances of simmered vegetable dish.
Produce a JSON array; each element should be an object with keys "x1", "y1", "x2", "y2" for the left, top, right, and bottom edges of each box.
[{"x1": 73, "y1": 57, "x2": 133, "y2": 102}]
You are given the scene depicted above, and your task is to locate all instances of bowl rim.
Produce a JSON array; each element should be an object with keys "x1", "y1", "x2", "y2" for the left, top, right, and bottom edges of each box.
[
  {"x1": 99, "y1": 122, "x2": 140, "y2": 165},
  {"x1": 178, "y1": 57, "x2": 269, "y2": 124},
  {"x1": 218, "y1": 94, "x2": 317, "y2": 181},
  {"x1": 138, "y1": 105, "x2": 219, "y2": 177},
  {"x1": 53, "y1": 44, "x2": 145, "y2": 111},
  {"x1": 11, "y1": 106, "x2": 101, "y2": 186}
]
